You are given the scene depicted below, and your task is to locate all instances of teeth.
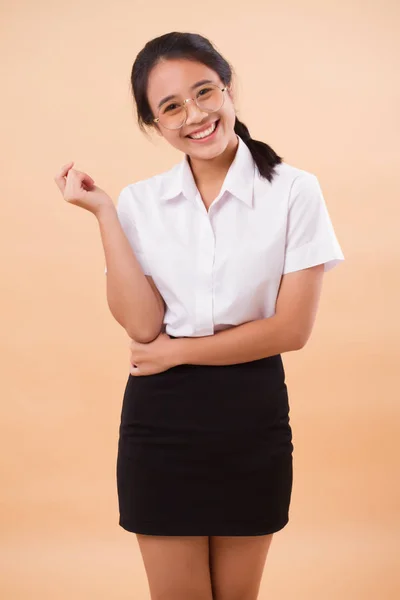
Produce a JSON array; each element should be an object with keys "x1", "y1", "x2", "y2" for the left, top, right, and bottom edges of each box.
[{"x1": 189, "y1": 122, "x2": 217, "y2": 139}]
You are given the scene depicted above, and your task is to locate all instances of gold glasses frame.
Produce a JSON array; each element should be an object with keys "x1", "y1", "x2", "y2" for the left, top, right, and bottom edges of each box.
[{"x1": 153, "y1": 83, "x2": 229, "y2": 130}]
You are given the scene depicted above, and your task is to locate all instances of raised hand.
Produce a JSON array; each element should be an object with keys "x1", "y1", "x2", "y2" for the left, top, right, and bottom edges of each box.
[{"x1": 54, "y1": 161, "x2": 114, "y2": 216}]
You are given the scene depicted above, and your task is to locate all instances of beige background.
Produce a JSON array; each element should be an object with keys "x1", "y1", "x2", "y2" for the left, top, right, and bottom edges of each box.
[{"x1": 1, "y1": 0, "x2": 399, "y2": 598}]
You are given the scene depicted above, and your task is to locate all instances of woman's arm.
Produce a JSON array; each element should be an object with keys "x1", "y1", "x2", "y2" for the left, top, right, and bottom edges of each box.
[
  {"x1": 98, "y1": 205, "x2": 165, "y2": 343},
  {"x1": 172, "y1": 264, "x2": 325, "y2": 366}
]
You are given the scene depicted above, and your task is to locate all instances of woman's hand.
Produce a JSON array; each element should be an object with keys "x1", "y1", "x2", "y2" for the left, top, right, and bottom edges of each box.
[
  {"x1": 129, "y1": 332, "x2": 182, "y2": 376},
  {"x1": 54, "y1": 161, "x2": 114, "y2": 216}
]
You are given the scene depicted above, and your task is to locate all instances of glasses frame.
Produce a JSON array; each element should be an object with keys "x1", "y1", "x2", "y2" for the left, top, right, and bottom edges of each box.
[{"x1": 153, "y1": 83, "x2": 229, "y2": 130}]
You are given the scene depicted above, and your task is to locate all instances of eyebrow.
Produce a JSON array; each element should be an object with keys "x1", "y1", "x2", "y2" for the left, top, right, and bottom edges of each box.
[{"x1": 156, "y1": 79, "x2": 215, "y2": 110}]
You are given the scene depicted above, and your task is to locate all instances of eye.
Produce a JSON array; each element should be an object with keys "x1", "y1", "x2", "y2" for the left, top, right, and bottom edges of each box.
[
  {"x1": 165, "y1": 103, "x2": 178, "y2": 112},
  {"x1": 197, "y1": 87, "x2": 212, "y2": 96}
]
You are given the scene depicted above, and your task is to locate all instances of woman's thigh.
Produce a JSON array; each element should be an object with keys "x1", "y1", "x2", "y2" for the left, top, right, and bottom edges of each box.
[
  {"x1": 136, "y1": 534, "x2": 213, "y2": 600},
  {"x1": 209, "y1": 534, "x2": 274, "y2": 600}
]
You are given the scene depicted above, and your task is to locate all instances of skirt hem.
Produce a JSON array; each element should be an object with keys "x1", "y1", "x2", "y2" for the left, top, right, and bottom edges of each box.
[{"x1": 118, "y1": 517, "x2": 289, "y2": 537}]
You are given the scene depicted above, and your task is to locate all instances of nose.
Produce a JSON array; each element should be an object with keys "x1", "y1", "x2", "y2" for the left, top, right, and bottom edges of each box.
[{"x1": 184, "y1": 99, "x2": 209, "y2": 126}]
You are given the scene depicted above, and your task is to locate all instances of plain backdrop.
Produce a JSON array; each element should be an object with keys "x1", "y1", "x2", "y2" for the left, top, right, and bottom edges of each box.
[{"x1": 1, "y1": 1, "x2": 399, "y2": 598}]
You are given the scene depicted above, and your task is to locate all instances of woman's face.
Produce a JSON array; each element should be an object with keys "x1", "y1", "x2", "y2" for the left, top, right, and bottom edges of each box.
[{"x1": 146, "y1": 58, "x2": 237, "y2": 160}]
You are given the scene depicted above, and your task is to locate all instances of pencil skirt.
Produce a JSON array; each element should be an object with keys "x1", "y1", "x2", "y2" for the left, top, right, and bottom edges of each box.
[{"x1": 116, "y1": 352, "x2": 294, "y2": 536}]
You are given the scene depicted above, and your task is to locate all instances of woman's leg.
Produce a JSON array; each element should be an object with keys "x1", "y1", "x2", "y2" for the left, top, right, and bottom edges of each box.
[
  {"x1": 209, "y1": 534, "x2": 274, "y2": 600},
  {"x1": 136, "y1": 534, "x2": 214, "y2": 600}
]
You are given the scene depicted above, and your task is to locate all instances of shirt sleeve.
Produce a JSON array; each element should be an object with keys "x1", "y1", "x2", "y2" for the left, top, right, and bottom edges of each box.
[
  {"x1": 282, "y1": 173, "x2": 345, "y2": 274},
  {"x1": 104, "y1": 185, "x2": 151, "y2": 276}
]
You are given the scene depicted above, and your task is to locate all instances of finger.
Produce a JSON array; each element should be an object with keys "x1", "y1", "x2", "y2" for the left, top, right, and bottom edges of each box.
[
  {"x1": 73, "y1": 169, "x2": 95, "y2": 186},
  {"x1": 63, "y1": 168, "x2": 96, "y2": 201},
  {"x1": 129, "y1": 356, "x2": 138, "y2": 369},
  {"x1": 64, "y1": 169, "x2": 84, "y2": 200},
  {"x1": 54, "y1": 161, "x2": 75, "y2": 194},
  {"x1": 130, "y1": 339, "x2": 141, "y2": 351},
  {"x1": 65, "y1": 169, "x2": 95, "y2": 195}
]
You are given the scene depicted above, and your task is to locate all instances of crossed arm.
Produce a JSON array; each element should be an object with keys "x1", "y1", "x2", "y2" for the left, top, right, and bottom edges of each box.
[{"x1": 168, "y1": 263, "x2": 325, "y2": 366}]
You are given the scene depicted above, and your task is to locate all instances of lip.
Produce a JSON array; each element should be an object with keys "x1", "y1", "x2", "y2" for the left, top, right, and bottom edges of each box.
[{"x1": 185, "y1": 120, "x2": 219, "y2": 138}]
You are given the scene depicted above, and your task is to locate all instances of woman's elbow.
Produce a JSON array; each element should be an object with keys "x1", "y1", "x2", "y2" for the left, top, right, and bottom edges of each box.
[{"x1": 126, "y1": 313, "x2": 165, "y2": 343}]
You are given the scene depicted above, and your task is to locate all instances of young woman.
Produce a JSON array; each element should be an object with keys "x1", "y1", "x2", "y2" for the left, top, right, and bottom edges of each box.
[{"x1": 55, "y1": 31, "x2": 344, "y2": 600}]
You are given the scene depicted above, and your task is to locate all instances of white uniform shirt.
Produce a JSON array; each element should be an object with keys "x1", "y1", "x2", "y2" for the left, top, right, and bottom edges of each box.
[{"x1": 105, "y1": 135, "x2": 344, "y2": 337}]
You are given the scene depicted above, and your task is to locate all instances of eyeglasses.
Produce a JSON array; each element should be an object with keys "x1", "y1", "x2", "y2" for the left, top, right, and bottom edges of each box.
[{"x1": 153, "y1": 83, "x2": 228, "y2": 130}]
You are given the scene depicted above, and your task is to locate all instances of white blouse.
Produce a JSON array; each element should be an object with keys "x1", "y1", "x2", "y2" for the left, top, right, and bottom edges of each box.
[{"x1": 105, "y1": 135, "x2": 344, "y2": 338}]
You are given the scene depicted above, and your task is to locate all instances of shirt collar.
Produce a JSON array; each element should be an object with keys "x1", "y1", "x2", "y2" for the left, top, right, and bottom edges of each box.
[{"x1": 159, "y1": 135, "x2": 255, "y2": 208}]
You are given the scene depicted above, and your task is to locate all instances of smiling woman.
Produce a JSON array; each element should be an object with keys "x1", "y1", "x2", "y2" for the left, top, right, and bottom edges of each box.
[
  {"x1": 145, "y1": 59, "x2": 239, "y2": 164},
  {"x1": 103, "y1": 30, "x2": 345, "y2": 600},
  {"x1": 132, "y1": 33, "x2": 282, "y2": 181}
]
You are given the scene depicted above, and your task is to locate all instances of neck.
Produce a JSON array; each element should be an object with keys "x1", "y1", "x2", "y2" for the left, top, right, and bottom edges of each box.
[{"x1": 187, "y1": 134, "x2": 239, "y2": 188}]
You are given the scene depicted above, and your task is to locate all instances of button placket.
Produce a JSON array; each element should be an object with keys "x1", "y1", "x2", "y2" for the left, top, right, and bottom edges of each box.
[{"x1": 195, "y1": 215, "x2": 216, "y2": 335}]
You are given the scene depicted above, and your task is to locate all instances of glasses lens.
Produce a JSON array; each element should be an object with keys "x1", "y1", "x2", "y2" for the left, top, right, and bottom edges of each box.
[
  {"x1": 196, "y1": 84, "x2": 224, "y2": 112},
  {"x1": 158, "y1": 101, "x2": 186, "y2": 130}
]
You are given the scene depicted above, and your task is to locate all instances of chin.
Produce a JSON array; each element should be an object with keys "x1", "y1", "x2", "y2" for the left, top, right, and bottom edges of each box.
[
  {"x1": 191, "y1": 146, "x2": 224, "y2": 161},
  {"x1": 188, "y1": 134, "x2": 229, "y2": 157}
]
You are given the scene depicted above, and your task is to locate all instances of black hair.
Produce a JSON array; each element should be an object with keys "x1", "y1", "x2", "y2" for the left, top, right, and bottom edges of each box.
[{"x1": 130, "y1": 31, "x2": 283, "y2": 183}]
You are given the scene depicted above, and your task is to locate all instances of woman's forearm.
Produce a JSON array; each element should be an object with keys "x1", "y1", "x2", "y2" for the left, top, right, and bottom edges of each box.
[
  {"x1": 97, "y1": 205, "x2": 164, "y2": 343},
  {"x1": 171, "y1": 315, "x2": 301, "y2": 366}
]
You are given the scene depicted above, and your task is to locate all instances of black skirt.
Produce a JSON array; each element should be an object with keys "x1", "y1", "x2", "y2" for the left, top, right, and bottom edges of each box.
[{"x1": 116, "y1": 350, "x2": 294, "y2": 536}]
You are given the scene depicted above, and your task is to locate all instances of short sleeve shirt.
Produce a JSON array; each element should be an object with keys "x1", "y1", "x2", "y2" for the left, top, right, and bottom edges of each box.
[{"x1": 106, "y1": 135, "x2": 345, "y2": 337}]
